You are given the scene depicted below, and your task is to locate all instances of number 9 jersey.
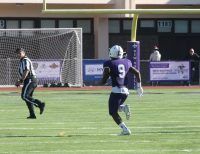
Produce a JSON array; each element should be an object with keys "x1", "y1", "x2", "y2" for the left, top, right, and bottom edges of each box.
[{"x1": 103, "y1": 58, "x2": 132, "y2": 88}]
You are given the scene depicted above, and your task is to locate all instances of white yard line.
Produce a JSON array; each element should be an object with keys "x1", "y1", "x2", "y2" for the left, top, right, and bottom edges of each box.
[
  {"x1": 0, "y1": 138, "x2": 200, "y2": 145},
  {"x1": 0, "y1": 132, "x2": 199, "y2": 137},
  {"x1": 1, "y1": 149, "x2": 200, "y2": 153},
  {"x1": 0, "y1": 120, "x2": 198, "y2": 125},
  {"x1": 0, "y1": 110, "x2": 17, "y2": 112},
  {"x1": 0, "y1": 140, "x2": 130, "y2": 145},
  {"x1": 1, "y1": 125, "x2": 200, "y2": 130}
]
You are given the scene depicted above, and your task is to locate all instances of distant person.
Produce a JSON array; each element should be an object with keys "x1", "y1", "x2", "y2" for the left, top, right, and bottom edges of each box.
[
  {"x1": 15, "y1": 48, "x2": 45, "y2": 119},
  {"x1": 149, "y1": 46, "x2": 161, "y2": 86},
  {"x1": 149, "y1": 46, "x2": 161, "y2": 62},
  {"x1": 185, "y1": 48, "x2": 200, "y2": 85},
  {"x1": 101, "y1": 45, "x2": 143, "y2": 135}
]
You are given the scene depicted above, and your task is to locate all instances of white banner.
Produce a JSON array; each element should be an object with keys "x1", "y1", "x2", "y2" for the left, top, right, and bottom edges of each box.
[
  {"x1": 85, "y1": 64, "x2": 103, "y2": 75},
  {"x1": 150, "y1": 61, "x2": 190, "y2": 81},
  {"x1": 32, "y1": 61, "x2": 61, "y2": 79}
]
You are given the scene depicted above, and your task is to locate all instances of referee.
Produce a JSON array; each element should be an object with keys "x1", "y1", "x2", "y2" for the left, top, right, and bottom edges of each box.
[{"x1": 15, "y1": 48, "x2": 45, "y2": 119}]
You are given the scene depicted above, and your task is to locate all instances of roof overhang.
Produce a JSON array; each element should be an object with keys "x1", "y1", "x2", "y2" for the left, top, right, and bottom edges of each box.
[
  {"x1": 135, "y1": 0, "x2": 200, "y2": 5},
  {"x1": 0, "y1": 0, "x2": 114, "y2": 5}
]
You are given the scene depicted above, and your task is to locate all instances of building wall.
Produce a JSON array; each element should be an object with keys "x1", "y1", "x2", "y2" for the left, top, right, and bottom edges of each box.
[
  {"x1": 1, "y1": 1, "x2": 200, "y2": 59},
  {"x1": 136, "y1": 0, "x2": 200, "y2": 5}
]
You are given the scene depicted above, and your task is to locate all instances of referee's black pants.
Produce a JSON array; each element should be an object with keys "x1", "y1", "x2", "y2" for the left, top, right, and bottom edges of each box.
[{"x1": 21, "y1": 78, "x2": 42, "y2": 116}]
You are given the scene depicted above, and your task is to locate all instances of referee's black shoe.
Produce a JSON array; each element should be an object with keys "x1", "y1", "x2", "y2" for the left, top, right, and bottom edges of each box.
[
  {"x1": 27, "y1": 115, "x2": 36, "y2": 119},
  {"x1": 39, "y1": 102, "x2": 45, "y2": 115}
]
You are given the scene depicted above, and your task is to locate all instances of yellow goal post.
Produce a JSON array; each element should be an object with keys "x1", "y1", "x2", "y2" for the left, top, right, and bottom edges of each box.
[{"x1": 42, "y1": 0, "x2": 200, "y2": 41}]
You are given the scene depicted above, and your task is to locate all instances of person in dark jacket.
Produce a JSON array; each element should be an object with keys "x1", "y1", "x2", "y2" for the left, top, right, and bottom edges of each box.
[{"x1": 185, "y1": 48, "x2": 200, "y2": 85}]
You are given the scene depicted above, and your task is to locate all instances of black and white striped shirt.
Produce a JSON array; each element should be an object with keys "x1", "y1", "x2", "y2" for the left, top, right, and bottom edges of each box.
[{"x1": 18, "y1": 56, "x2": 36, "y2": 79}]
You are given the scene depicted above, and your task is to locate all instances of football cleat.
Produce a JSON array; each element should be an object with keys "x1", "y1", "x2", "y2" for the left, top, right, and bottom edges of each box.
[
  {"x1": 27, "y1": 115, "x2": 36, "y2": 119},
  {"x1": 119, "y1": 129, "x2": 131, "y2": 136},
  {"x1": 124, "y1": 104, "x2": 131, "y2": 120},
  {"x1": 39, "y1": 102, "x2": 45, "y2": 115}
]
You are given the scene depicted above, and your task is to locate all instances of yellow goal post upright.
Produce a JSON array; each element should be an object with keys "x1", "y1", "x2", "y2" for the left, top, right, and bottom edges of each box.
[{"x1": 42, "y1": 0, "x2": 200, "y2": 88}]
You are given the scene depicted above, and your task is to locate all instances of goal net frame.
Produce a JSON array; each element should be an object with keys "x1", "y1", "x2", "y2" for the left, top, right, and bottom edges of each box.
[{"x1": 0, "y1": 28, "x2": 82, "y2": 87}]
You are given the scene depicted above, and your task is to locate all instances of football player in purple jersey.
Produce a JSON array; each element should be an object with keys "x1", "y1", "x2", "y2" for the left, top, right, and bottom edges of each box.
[{"x1": 102, "y1": 45, "x2": 143, "y2": 135}]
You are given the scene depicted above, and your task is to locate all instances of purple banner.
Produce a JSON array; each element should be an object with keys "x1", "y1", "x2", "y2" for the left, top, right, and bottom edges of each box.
[{"x1": 127, "y1": 41, "x2": 140, "y2": 89}]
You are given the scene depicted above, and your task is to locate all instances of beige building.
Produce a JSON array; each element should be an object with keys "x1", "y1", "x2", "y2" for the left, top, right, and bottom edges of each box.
[{"x1": 0, "y1": 0, "x2": 200, "y2": 60}]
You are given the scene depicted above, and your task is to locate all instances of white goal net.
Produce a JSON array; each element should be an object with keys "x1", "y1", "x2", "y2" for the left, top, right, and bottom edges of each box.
[{"x1": 0, "y1": 28, "x2": 82, "y2": 87}]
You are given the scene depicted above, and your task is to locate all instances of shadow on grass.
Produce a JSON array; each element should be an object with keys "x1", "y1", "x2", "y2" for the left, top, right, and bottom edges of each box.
[
  {"x1": 0, "y1": 92, "x2": 20, "y2": 96},
  {"x1": 0, "y1": 135, "x2": 64, "y2": 138}
]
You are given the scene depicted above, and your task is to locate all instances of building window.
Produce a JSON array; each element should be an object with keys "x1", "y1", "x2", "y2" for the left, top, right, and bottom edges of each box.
[
  {"x1": 77, "y1": 20, "x2": 91, "y2": 33},
  {"x1": 157, "y1": 20, "x2": 172, "y2": 32},
  {"x1": 174, "y1": 20, "x2": 188, "y2": 33},
  {"x1": 141, "y1": 20, "x2": 154, "y2": 28},
  {"x1": 21, "y1": 20, "x2": 34, "y2": 29},
  {"x1": 191, "y1": 20, "x2": 200, "y2": 33},
  {"x1": 20, "y1": 20, "x2": 35, "y2": 36},
  {"x1": 58, "y1": 20, "x2": 73, "y2": 28},
  {"x1": 6, "y1": 20, "x2": 19, "y2": 29},
  {"x1": 109, "y1": 20, "x2": 120, "y2": 33},
  {"x1": 123, "y1": 20, "x2": 132, "y2": 30},
  {"x1": 0, "y1": 20, "x2": 5, "y2": 29},
  {"x1": 40, "y1": 20, "x2": 55, "y2": 28}
]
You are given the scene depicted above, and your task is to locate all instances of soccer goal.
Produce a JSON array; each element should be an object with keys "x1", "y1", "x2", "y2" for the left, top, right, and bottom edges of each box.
[{"x1": 0, "y1": 28, "x2": 82, "y2": 87}]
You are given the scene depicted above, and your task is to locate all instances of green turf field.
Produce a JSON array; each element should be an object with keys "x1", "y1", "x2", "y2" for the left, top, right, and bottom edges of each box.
[{"x1": 0, "y1": 88, "x2": 200, "y2": 154}]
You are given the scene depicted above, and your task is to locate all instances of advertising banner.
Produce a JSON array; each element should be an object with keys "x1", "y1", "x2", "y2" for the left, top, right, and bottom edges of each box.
[
  {"x1": 150, "y1": 61, "x2": 190, "y2": 81},
  {"x1": 32, "y1": 60, "x2": 61, "y2": 81},
  {"x1": 83, "y1": 59, "x2": 106, "y2": 81}
]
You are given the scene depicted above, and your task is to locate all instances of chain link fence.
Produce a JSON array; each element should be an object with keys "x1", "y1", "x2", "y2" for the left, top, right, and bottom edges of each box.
[
  {"x1": 0, "y1": 59, "x2": 199, "y2": 86},
  {"x1": 0, "y1": 58, "x2": 82, "y2": 87}
]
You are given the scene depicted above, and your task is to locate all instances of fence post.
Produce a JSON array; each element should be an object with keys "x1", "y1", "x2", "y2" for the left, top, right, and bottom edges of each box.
[{"x1": 199, "y1": 61, "x2": 200, "y2": 85}]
